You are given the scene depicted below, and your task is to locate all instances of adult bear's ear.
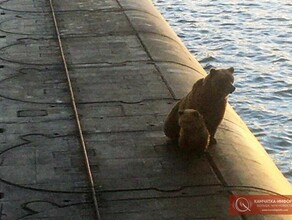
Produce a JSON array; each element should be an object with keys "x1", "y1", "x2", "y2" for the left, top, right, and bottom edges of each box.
[
  {"x1": 228, "y1": 67, "x2": 234, "y2": 74},
  {"x1": 209, "y1": 68, "x2": 217, "y2": 76},
  {"x1": 209, "y1": 68, "x2": 218, "y2": 77}
]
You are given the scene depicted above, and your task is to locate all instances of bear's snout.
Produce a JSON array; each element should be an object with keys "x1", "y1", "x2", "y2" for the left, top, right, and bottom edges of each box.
[{"x1": 229, "y1": 85, "x2": 236, "y2": 93}]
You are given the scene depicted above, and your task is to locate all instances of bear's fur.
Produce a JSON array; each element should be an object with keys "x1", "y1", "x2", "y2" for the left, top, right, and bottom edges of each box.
[
  {"x1": 164, "y1": 67, "x2": 235, "y2": 144},
  {"x1": 178, "y1": 109, "x2": 210, "y2": 153}
]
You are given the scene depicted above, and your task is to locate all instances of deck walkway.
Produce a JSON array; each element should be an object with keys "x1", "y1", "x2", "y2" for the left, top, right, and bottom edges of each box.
[{"x1": 0, "y1": 0, "x2": 291, "y2": 219}]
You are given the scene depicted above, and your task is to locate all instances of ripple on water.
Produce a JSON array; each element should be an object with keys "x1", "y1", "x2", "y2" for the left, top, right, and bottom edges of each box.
[
  {"x1": 199, "y1": 56, "x2": 217, "y2": 63},
  {"x1": 274, "y1": 88, "x2": 292, "y2": 97}
]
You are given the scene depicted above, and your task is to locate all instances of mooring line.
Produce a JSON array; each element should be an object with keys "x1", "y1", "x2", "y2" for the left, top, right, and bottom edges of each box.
[{"x1": 48, "y1": 1, "x2": 101, "y2": 219}]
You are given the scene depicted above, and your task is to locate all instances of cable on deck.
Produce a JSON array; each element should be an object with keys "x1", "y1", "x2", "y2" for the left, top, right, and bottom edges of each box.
[{"x1": 48, "y1": 1, "x2": 101, "y2": 219}]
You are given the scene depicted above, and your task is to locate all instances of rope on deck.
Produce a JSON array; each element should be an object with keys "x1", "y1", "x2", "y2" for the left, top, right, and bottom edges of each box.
[{"x1": 48, "y1": 1, "x2": 101, "y2": 219}]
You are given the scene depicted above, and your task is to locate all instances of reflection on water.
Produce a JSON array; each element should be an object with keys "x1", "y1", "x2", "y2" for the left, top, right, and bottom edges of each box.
[{"x1": 153, "y1": 0, "x2": 292, "y2": 182}]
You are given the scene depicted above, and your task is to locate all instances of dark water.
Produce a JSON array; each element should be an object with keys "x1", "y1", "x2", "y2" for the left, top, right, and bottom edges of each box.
[{"x1": 153, "y1": 0, "x2": 292, "y2": 182}]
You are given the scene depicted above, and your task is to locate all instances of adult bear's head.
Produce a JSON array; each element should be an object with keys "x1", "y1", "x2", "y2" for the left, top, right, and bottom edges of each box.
[{"x1": 203, "y1": 67, "x2": 235, "y2": 98}]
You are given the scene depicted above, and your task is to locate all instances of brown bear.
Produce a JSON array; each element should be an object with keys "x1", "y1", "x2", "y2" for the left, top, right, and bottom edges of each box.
[
  {"x1": 178, "y1": 109, "x2": 210, "y2": 153},
  {"x1": 164, "y1": 67, "x2": 235, "y2": 144}
]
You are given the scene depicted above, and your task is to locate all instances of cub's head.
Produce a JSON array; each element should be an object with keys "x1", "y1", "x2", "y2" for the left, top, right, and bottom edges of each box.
[
  {"x1": 204, "y1": 67, "x2": 235, "y2": 97},
  {"x1": 178, "y1": 109, "x2": 203, "y2": 128}
]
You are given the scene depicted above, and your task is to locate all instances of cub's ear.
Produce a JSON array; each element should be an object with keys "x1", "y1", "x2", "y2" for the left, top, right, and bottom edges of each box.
[
  {"x1": 192, "y1": 110, "x2": 200, "y2": 117},
  {"x1": 228, "y1": 67, "x2": 234, "y2": 74},
  {"x1": 209, "y1": 68, "x2": 217, "y2": 76},
  {"x1": 178, "y1": 110, "x2": 184, "y2": 116}
]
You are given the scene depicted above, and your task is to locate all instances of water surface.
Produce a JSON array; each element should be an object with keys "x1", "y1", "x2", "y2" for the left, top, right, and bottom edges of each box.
[{"x1": 153, "y1": 0, "x2": 292, "y2": 182}]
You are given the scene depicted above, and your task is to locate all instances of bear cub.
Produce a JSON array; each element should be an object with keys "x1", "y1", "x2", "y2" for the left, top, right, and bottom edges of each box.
[
  {"x1": 178, "y1": 109, "x2": 210, "y2": 153},
  {"x1": 164, "y1": 67, "x2": 235, "y2": 145}
]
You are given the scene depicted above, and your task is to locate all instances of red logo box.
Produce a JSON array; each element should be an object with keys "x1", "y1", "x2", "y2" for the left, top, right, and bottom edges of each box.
[{"x1": 230, "y1": 195, "x2": 292, "y2": 215}]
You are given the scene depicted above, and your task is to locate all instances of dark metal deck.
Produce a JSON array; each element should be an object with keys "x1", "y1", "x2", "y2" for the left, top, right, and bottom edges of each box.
[{"x1": 0, "y1": 0, "x2": 291, "y2": 219}]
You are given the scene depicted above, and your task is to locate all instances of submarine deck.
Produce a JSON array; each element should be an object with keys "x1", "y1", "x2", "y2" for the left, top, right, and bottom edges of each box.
[{"x1": 0, "y1": 0, "x2": 291, "y2": 219}]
